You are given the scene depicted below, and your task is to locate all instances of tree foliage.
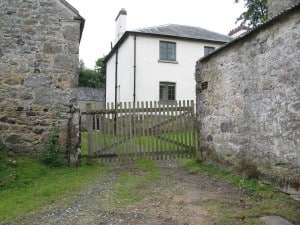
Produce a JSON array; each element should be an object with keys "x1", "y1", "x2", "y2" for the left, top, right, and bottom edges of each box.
[
  {"x1": 78, "y1": 57, "x2": 106, "y2": 88},
  {"x1": 236, "y1": 0, "x2": 268, "y2": 28}
]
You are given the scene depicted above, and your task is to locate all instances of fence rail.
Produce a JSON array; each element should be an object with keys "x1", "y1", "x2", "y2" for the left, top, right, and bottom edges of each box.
[{"x1": 85, "y1": 100, "x2": 196, "y2": 163}]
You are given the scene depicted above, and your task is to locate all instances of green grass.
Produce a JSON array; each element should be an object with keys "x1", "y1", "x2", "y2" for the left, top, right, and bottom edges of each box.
[
  {"x1": 179, "y1": 158, "x2": 300, "y2": 225},
  {"x1": 81, "y1": 131, "x2": 88, "y2": 155},
  {"x1": 105, "y1": 159, "x2": 160, "y2": 209},
  {"x1": 0, "y1": 150, "x2": 107, "y2": 222}
]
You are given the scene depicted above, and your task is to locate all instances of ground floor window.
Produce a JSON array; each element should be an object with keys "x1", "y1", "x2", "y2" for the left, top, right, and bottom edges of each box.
[{"x1": 159, "y1": 82, "x2": 176, "y2": 101}]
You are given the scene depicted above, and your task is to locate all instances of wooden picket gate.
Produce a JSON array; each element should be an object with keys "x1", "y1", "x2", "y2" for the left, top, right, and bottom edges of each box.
[{"x1": 84, "y1": 100, "x2": 196, "y2": 163}]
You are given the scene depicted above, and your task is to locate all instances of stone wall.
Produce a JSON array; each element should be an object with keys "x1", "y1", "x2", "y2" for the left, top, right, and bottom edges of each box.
[
  {"x1": 268, "y1": 0, "x2": 300, "y2": 18},
  {"x1": 0, "y1": 0, "x2": 84, "y2": 165},
  {"x1": 195, "y1": 6, "x2": 300, "y2": 195}
]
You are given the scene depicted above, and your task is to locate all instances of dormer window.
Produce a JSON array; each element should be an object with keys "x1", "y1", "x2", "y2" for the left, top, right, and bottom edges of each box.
[
  {"x1": 159, "y1": 41, "x2": 176, "y2": 61},
  {"x1": 204, "y1": 46, "x2": 215, "y2": 56}
]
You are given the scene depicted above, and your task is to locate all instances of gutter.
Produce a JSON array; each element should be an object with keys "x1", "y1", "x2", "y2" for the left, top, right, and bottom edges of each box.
[
  {"x1": 115, "y1": 49, "x2": 118, "y2": 108},
  {"x1": 133, "y1": 35, "x2": 137, "y2": 102}
]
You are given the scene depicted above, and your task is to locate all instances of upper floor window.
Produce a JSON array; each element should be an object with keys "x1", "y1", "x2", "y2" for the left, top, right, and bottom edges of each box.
[
  {"x1": 204, "y1": 46, "x2": 215, "y2": 56},
  {"x1": 160, "y1": 41, "x2": 176, "y2": 61},
  {"x1": 159, "y1": 82, "x2": 176, "y2": 101}
]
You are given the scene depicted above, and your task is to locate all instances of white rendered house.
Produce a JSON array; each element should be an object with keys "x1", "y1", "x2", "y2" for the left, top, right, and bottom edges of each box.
[{"x1": 105, "y1": 9, "x2": 232, "y2": 104}]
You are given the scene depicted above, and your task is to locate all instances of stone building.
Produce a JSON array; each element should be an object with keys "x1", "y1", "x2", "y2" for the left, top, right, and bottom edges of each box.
[
  {"x1": 0, "y1": 0, "x2": 84, "y2": 165},
  {"x1": 195, "y1": 0, "x2": 300, "y2": 196},
  {"x1": 76, "y1": 87, "x2": 105, "y2": 130}
]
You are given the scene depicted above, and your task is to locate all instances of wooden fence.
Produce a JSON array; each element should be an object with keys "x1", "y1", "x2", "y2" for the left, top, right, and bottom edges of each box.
[{"x1": 85, "y1": 100, "x2": 196, "y2": 162}]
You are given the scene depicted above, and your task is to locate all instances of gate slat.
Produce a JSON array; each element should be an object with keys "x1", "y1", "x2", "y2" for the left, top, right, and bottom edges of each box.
[
  {"x1": 165, "y1": 103, "x2": 170, "y2": 160},
  {"x1": 140, "y1": 101, "x2": 145, "y2": 158},
  {"x1": 123, "y1": 102, "x2": 131, "y2": 161},
  {"x1": 176, "y1": 101, "x2": 181, "y2": 158},
  {"x1": 146, "y1": 101, "x2": 151, "y2": 158},
  {"x1": 187, "y1": 100, "x2": 191, "y2": 157},
  {"x1": 170, "y1": 102, "x2": 175, "y2": 159},
  {"x1": 192, "y1": 100, "x2": 196, "y2": 158},
  {"x1": 86, "y1": 103, "x2": 93, "y2": 164},
  {"x1": 158, "y1": 101, "x2": 162, "y2": 160},
  {"x1": 117, "y1": 102, "x2": 122, "y2": 162},
  {"x1": 183, "y1": 100, "x2": 188, "y2": 158}
]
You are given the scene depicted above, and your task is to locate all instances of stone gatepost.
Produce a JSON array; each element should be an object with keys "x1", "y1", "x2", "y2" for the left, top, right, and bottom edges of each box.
[{"x1": 68, "y1": 105, "x2": 81, "y2": 166}]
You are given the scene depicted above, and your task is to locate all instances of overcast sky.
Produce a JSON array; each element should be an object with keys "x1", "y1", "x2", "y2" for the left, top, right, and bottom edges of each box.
[{"x1": 66, "y1": 0, "x2": 245, "y2": 69}]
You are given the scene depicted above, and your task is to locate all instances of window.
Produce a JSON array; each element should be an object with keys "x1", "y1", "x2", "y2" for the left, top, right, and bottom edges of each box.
[
  {"x1": 159, "y1": 82, "x2": 176, "y2": 101},
  {"x1": 204, "y1": 46, "x2": 215, "y2": 56},
  {"x1": 160, "y1": 41, "x2": 176, "y2": 61}
]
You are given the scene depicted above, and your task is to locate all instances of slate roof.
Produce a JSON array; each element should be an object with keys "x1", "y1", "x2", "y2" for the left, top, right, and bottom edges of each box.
[
  {"x1": 76, "y1": 87, "x2": 105, "y2": 101},
  {"x1": 105, "y1": 24, "x2": 231, "y2": 62},
  {"x1": 133, "y1": 24, "x2": 232, "y2": 43}
]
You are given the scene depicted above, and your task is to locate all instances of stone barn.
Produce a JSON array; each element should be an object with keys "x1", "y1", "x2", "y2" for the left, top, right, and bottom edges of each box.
[
  {"x1": 76, "y1": 87, "x2": 106, "y2": 131},
  {"x1": 0, "y1": 0, "x2": 84, "y2": 165},
  {"x1": 195, "y1": 0, "x2": 300, "y2": 197}
]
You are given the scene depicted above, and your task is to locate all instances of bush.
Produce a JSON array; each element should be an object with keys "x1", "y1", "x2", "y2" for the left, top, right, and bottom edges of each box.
[
  {"x1": 0, "y1": 142, "x2": 5, "y2": 152},
  {"x1": 0, "y1": 142, "x2": 6, "y2": 171},
  {"x1": 41, "y1": 122, "x2": 62, "y2": 167}
]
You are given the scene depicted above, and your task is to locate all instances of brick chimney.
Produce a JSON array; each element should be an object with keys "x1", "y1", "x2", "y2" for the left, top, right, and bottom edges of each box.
[
  {"x1": 268, "y1": 0, "x2": 300, "y2": 18},
  {"x1": 115, "y1": 8, "x2": 127, "y2": 44}
]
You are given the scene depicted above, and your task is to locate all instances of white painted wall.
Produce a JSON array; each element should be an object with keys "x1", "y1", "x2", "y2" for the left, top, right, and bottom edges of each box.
[
  {"x1": 106, "y1": 36, "x2": 135, "y2": 104},
  {"x1": 106, "y1": 34, "x2": 222, "y2": 104},
  {"x1": 106, "y1": 52, "x2": 116, "y2": 104}
]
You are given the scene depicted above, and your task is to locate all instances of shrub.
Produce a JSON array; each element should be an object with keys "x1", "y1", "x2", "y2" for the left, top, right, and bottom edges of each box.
[
  {"x1": 41, "y1": 122, "x2": 62, "y2": 167},
  {"x1": 0, "y1": 142, "x2": 6, "y2": 171},
  {"x1": 0, "y1": 142, "x2": 5, "y2": 152}
]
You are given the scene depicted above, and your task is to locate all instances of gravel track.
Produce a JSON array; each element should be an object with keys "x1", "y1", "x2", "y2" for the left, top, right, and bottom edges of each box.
[{"x1": 2, "y1": 159, "x2": 246, "y2": 225}]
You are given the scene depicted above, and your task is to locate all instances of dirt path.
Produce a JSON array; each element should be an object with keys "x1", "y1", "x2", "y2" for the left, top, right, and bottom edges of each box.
[{"x1": 1, "y1": 160, "x2": 262, "y2": 225}]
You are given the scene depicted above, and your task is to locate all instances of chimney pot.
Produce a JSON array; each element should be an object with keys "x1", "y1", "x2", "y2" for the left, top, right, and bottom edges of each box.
[{"x1": 115, "y1": 8, "x2": 127, "y2": 21}]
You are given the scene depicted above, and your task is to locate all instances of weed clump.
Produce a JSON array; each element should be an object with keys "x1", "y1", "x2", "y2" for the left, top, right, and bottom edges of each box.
[
  {"x1": 41, "y1": 122, "x2": 62, "y2": 167},
  {"x1": 0, "y1": 142, "x2": 8, "y2": 171}
]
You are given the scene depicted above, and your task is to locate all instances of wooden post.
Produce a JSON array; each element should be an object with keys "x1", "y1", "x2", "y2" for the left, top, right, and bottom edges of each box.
[
  {"x1": 145, "y1": 101, "x2": 150, "y2": 158},
  {"x1": 86, "y1": 103, "x2": 93, "y2": 165},
  {"x1": 149, "y1": 101, "x2": 153, "y2": 158},
  {"x1": 141, "y1": 101, "x2": 145, "y2": 158},
  {"x1": 191, "y1": 100, "x2": 196, "y2": 157},
  {"x1": 170, "y1": 102, "x2": 175, "y2": 159},
  {"x1": 186, "y1": 100, "x2": 191, "y2": 157}
]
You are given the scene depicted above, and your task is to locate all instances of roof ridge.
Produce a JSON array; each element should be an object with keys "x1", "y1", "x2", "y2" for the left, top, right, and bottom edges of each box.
[
  {"x1": 132, "y1": 24, "x2": 171, "y2": 31},
  {"x1": 132, "y1": 23, "x2": 230, "y2": 38}
]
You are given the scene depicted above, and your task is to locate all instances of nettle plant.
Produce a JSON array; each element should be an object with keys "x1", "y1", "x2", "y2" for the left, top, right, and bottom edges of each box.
[{"x1": 41, "y1": 121, "x2": 62, "y2": 167}]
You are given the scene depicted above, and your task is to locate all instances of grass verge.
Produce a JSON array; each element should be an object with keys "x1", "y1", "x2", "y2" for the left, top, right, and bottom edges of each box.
[
  {"x1": 0, "y1": 153, "x2": 107, "y2": 223},
  {"x1": 104, "y1": 159, "x2": 160, "y2": 209},
  {"x1": 179, "y1": 158, "x2": 300, "y2": 225}
]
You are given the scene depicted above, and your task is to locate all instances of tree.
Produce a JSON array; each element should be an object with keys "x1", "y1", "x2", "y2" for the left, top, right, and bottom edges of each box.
[
  {"x1": 94, "y1": 56, "x2": 106, "y2": 86},
  {"x1": 78, "y1": 57, "x2": 106, "y2": 88},
  {"x1": 236, "y1": 0, "x2": 268, "y2": 28}
]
